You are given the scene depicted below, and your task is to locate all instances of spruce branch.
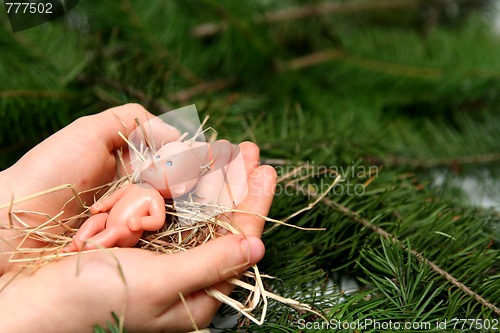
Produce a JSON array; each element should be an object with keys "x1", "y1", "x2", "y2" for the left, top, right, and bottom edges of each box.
[
  {"x1": 192, "y1": 0, "x2": 477, "y2": 38},
  {"x1": 0, "y1": 90, "x2": 74, "y2": 99},
  {"x1": 169, "y1": 79, "x2": 234, "y2": 103},
  {"x1": 277, "y1": 49, "x2": 346, "y2": 72},
  {"x1": 278, "y1": 48, "x2": 443, "y2": 79},
  {"x1": 119, "y1": 0, "x2": 202, "y2": 85},
  {"x1": 99, "y1": 78, "x2": 234, "y2": 110},
  {"x1": 284, "y1": 182, "x2": 500, "y2": 317},
  {"x1": 278, "y1": 48, "x2": 500, "y2": 80},
  {"x1": 262, "y1": 152, "x2": 500, "y2": 170},
  {"x1": 384, "y1": 153, "x2": 500, "y2": 169},
  {"x1": 100, "y1": 79, "x2": 172, "y2": 113},
  {"x1": 192, "y1": 0, "x2": 422, "y2": 38}
]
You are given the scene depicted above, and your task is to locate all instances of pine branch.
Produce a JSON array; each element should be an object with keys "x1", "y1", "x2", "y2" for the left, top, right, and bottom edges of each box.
[
  {"x1": 192, "y1": 0, "x2": 477, "y2": 38},
  {"x1": 169, "y1": 79, "x2": 234, "y2": 103},
  {"x1": 384, "y1": 153, "x2": 500, "y2": 169},
  {"x1": 99, "y1": 79, "x2": 172, "y2": 113},
  {"x1": 119, "y1": 0, "x2": 203, "y2": 85},
  {"x1": 192, "y1": 0, "x2": 421, "y2": 38},
  {"x1": 263, "y1": 152, "x2": 500, "y2": 169},
  {"x1": 99, "y1": 78, "x2": 234, "y2": 109},
  {"x1": 279, "y1": 48, "x2": 500, "y2": 79},
  {"x1": 278, "y1": 48, "x2": 443, "y2": 79},
  {"x1": 0, "y1": 90, "x2": 74, "y2": 99},
  {"x1": 277, "y1": 49, "x2": 346, "y2": 71},
  {"x1": 285, "y1": 182, "x2": 500, "y2": 316}
]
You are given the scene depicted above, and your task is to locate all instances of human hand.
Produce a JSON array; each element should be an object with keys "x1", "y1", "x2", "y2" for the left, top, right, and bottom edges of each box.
[
  {"x1": 0, "y1": 104, "x2": 180, "y2": 266},
  {"x1": 0, "y1": 104, "x2": 179, "y2": 223},
  {"x1": 0, "y1": 163, "x2": 275, "y2": 333},
  {"x1": 0, "y1": 103, "x2": 277, "y2": 332}
]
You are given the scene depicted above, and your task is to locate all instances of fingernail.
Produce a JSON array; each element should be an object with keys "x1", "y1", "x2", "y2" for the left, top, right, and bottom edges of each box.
[{"x1": 241, "y1": 236, "x2": 265, "y2": 264}]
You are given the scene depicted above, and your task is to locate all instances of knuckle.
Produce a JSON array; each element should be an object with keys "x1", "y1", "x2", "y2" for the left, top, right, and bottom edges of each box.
[
  {"x1": 240, "y1": 141, "x2": 260, "y2": 154},
  {"x1": 123, "y1": 102, "x2": 147, "y2": 112},
  {"x1": 204, "y1": 256, "x2": 225, "y2": 283},
  {"x1": 204, "y1": 236, "x2": 245, "y2": 282}
]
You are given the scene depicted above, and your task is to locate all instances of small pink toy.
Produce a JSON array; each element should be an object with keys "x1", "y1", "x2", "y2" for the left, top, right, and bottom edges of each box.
[
  {"x1": 63, "y1": 104, "x2": 248, "y2": 252},
  {"x1": 63, "y1": 141, "x2": 205, "y2": 252}
]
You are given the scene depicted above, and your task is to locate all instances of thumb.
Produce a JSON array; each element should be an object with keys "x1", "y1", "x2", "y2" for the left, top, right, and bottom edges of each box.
[{"x1": 161, "y1": 234, "x2": 265, "y2": 296}]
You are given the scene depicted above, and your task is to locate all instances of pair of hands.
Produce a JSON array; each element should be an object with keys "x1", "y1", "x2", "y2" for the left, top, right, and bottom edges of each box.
[{"x1": 0, "y1": 104, "x2": 277, "y2": 332}]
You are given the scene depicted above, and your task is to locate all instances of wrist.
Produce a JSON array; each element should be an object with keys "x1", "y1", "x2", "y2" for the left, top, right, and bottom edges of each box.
[
  {"x1": 0, "y1": 262, "x2": 113, "y2": 333},
  {"x1": 0, "y1": 271, "x2": 57, "y2": 333}
]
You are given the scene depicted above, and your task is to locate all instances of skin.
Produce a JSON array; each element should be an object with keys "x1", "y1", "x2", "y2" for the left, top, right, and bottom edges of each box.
[
  {"x1": 66, "y1": 134, "x2": 247, "y2": 251},
  {"x1": 139, "y1": 141, "x2": 205, "y2": 198},
  {"x1": 0, "y1": 103, "x2": 277, "y2": 332},
  {"x1": 193, "y1": 140, "x2": 239, "y2": 206},
  {"x1": 63, "y1": 183, "x2": 167, "y2": 252},
  {"x1": 65, "y1": 141, "x2": 204, "y2": 252}
]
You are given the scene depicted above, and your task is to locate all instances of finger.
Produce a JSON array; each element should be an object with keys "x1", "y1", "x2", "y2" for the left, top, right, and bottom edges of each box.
[
  {"x1": 239, "y1": 141, "x2": 260, "y2": 176},
  {"x1": 194, "y1": 140, "x2": 233, "y2": 205},
  {"x1": 232, "y1": 165, "x2": 277, "y2": 237},
  {"x1": 217, "y1": 144, "x2": 252, "y2": 208},
  {"x1": 128, "y1": 116, "x2": 181, "y2": 164},
  {"x1": 76, "y1": 103, "x2": 179, "y2": 152},
  {"x1": 152, "y1": 234, "x2": 265, "y2": 300},
  {"x1": 215, "y1": 142, "x2": 259, "y2": 222},
  {"x1": 150, "y1": 234, "x2": 265, "y2": 331},
  {"x1": 157, "y1": 282, "x2": 232, "y2": 331}
]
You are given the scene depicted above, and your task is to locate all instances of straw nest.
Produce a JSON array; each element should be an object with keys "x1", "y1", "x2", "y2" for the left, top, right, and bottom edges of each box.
[{"x1": 0, "y1": 128, "x2": 339, "y2": 330}]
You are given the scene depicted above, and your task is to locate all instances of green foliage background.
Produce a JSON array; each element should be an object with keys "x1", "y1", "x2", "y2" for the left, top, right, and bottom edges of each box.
[{"x1": 1, "y1": 0, "x2": 499, "y2": 332}]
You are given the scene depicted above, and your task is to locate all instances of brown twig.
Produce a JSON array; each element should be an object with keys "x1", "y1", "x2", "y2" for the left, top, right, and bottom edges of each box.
[
  {"x1": 279, "y1": 49, "x2": 347, "y2": 71},
  {"x1": 192, "y1": 0, "x2": 426, "y2": 38},
  {"x1": 261, "y1": 153, "x2": 500, "y2": 170},
  {"x1": 0, "y1": 90, "x2": 74, "y2": 99},
  {"x1": 101, "y1": 78, "x2": 234, "y2": 110},
  {"x1": 168, "y1": 79, "x2": 234, "y2": 103},
  {"x1": 192, "y1": 0, "x2": 477, "y2": 38},
  {"x1": 385, "y1": 153, "x2": 500, "y2": 169},
  {"x1": 101, "y1": 79, "x2": 172, "y2": 113},
  {"x1": 278, "y1": 48, "x2": 443, "y2": 79}
]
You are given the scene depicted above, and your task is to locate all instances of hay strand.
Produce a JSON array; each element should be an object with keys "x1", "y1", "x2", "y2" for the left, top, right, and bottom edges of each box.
[{"x1": 0, "y1": 143, "x2": 329, "y2": 328}]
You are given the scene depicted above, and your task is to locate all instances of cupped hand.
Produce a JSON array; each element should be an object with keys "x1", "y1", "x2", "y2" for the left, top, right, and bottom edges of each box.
[
  {"x1": 0, "y1": 103, "x2": 179, "y2": 222},
  {"x1": 0, "y1": 104, "x2": 174, "y2": 272},
  {"x1": 0, "y1": 164, "x2": 276, "y2": 333},
  {"x1": 0, "y1": 103, "x2": 277, "y2": 332}
]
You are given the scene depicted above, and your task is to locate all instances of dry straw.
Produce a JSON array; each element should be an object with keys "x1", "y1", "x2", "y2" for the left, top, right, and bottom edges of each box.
[
  {"x1": 0, "y1": 120, "x2": 337, "y2": 328},
  {"x1": 0, "y1": 172, "x2": 334, "y2": 326}
]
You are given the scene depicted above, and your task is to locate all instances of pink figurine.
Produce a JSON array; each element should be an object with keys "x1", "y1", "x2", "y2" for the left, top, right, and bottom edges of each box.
[{"x1": 63, "y1": 141, "x2": 204, "y2": 252}]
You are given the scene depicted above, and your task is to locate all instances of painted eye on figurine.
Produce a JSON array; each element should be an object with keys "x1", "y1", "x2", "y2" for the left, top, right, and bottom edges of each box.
[
  {"x1": 165, "y1": 160, "x2": 173, "y2": 167},
  {"x1": 154, "y1": 155, "x2": 161, "y2": 160}
]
